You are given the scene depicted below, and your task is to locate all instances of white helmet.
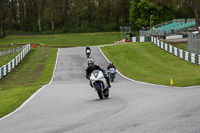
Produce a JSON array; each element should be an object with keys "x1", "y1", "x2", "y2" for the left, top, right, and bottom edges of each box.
[{"x1": 88, "y1": 59, "x2": 94, "y2": 66}]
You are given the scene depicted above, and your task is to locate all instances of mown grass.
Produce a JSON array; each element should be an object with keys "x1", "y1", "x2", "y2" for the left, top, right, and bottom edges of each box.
[
  {"x1": 0, "y1": 32, "x2": 121, "y2": 47},
  {"x1": 0, "y1": 51, "x2": 21, "y2": 67},
  {"x1": 174, "y1": 43, "x2": 187, "y2": 51},
  {"x1": 0, "y1": 48, "x2": 9, "y2": 52},
  {"x1": 101, "y1": 42, "x2": 200, "y2": 87},
  {"x1": 164, "y1": 41, "x2": 188, "y2": 51},
  {"x1": 0, "y1": 47, "x2": 57, "y2": 118}
]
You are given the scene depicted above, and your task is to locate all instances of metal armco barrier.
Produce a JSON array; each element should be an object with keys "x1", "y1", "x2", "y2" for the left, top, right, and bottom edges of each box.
[{"x1": 0, "y1": 44, "x2": 31, "y2": 79}]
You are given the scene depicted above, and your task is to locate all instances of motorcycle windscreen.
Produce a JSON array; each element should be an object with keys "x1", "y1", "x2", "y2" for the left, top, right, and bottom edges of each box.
[
  {"x1": 90, "y1": 70, "x2": 104, "y2": 81},
  {"x1": 108, "y1": 68, "x2": 116, "y2": 74}
]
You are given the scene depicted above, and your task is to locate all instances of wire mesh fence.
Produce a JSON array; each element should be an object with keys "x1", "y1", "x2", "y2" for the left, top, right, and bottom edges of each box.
[
  {"x1": 120, "y1": 26, "x2": 131, "y2": 40},
  {"x1": 0, "y1": 46, "x2": 26, "y2": 57},
  {"x1": 188, "y1": 33, "x2": 200, "y2": 55}
]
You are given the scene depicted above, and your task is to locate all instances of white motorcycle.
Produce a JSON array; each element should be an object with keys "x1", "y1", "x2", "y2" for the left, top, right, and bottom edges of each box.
[
  {"x1": 90, "y1": 70, "x2": 109, "y2": 99},
  {"x1": 86, "y1": 49, "x2": 91, "y2": 58}
]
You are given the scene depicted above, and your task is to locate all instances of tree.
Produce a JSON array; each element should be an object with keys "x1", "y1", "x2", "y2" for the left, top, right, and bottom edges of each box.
[
  {"x1": 130, "y1": 0, "x2": 164, "y2": 29},
  {"x1": 193, "y1": 0, "x2": 200, "y2": 29},
  {"x1": 0, "y1": 0, "x2": 9, "y2": 37},
  {"x1": 35, "y1": 0, "x2": 42, "y2": 32},
  {"x1": 0, "y1": 0, "x2": 199, "y2": 35},
  {"x1": 45, "y1": 0, "x2": 56, "y2": 31}
]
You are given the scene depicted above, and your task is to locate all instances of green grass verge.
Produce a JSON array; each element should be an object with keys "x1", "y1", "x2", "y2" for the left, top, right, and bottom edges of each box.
[
  {"x1": 163, "y1": 40, "x2": 188, "y2": 51},
  {"x1": 0, "y1": 51, "x2": 21, "y2": 67},
  {"x1": 0, "y1": 86, "x2": 39, "y2": 118},
  {"x1": 0, "y1": 48, "x2": 9, "y2": 52},
  {"x1": 0, "y1": 47, "x2": 57, "y2": 118},
  {"x1": 101, "y1": 42, "x2": 200, "y2": 87},
  {"x1": 0, "y1": 32, "x2": 121, "y2": 47},
  {"x1": 174, "y1": 43, "x2": 187, "y2": 51}
]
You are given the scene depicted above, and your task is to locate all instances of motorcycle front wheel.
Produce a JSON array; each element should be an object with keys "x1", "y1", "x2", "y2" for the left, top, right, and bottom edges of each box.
[
  {"x1": 96, "y1": 84, "x2": 104, "y2": 99},
  {"x1": 110, "y1": 74, "x2": 114, "y2": 82}
]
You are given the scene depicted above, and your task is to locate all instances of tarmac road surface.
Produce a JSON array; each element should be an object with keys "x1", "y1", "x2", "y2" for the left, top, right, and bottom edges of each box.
[{"x1": 0, "y1": 46, "x2": 200, "y2": 133}]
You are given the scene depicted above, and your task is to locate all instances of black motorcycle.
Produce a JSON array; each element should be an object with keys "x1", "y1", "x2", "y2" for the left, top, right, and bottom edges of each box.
[{"x1": 86, "y1": 49, "x2": 91, "y2": 58}]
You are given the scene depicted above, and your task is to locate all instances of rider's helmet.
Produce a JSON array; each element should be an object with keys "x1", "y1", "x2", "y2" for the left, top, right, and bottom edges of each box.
[{"x1": 88, "y1": 59, "x2": 94, "y2": 67}]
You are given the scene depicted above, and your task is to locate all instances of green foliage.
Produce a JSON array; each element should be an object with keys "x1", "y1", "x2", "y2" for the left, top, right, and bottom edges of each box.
[
  {"x1": 101, "y1": 42, "x2": 200, "y2": 87},
  {"x1": 130, "y1": 0, "x2": 162, "y2": 29},
  {"x1": 1, "y1": 0, "x2": 199, "y2": 34},
  {"x1": 129, "y1": 0, "x2": 199, "y2": 29},
  {"x1": 1, "y1": 0, "x2": 132, "y2": 34}
]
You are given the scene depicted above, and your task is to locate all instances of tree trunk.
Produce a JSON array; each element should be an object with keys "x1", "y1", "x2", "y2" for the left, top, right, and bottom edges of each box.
[
  {"x1": 11, "y1": 0, "x2": 17, "y2": 29},
  {"x1": 24, "y1": 0, "x2": 30, "y2": 31},
  {"x1": 50, "y1": 10, "x2": 54, "y2": 31},
  {"x1": 37, "y1": 0, "x2": 42, "y2": 32},
  {"x1": 19, "y1": 0, "x2": 25, "y2": 30},
  {"x1": 38, "y1": 9, "x2": 42, "y2": 32},
  {"x1": 0, "y1": 0, "x2": 5, "y2": 38},
  {"x1": 0, "y1": 22, "x2": 3, "y2": 38},
  {"x1": 194, "y1": 0, "x2": 200, "y2": 29},
  {"x1": 0, "y1": 3, "x2": 2, "y2": 38}
]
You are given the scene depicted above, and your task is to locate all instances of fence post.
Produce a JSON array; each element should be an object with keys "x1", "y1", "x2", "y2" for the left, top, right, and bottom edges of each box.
[
  {"x1": 172, "y1": 46, "x2": 174, "y2": 54},
  {"x1": 188, "y1": 52, "x2": 191, "y2": 62},
  {"x1": 195, "y1": 54, "x2": 199, "y2": 64},
  {"x1": 0, "y1": 67, "x2": 3, "y2": 79},
  {"x1": 177, "y1": 48, "x2": 180, "y2": 57},
  {"x1": 136, "y1": 37, "x2": 140, "y2": 42}
]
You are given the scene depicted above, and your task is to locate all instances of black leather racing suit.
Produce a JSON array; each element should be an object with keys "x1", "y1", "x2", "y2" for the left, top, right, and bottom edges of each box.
[
  {"x1": 107, "y1": 64, "x2": 116, "y2": 71},
  {"x1": 86, "y1": 64, "x2": 111, "y2": 87}
]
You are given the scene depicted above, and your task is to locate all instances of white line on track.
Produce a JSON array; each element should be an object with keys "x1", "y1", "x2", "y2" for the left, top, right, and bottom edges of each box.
[
  {"x1": 98, "y1": 45, "x2": 200, "y2": 89},
  {"x1": 0, "y1": 49, "x2": 60, "y2": 121},
  {"x1": 1, "y1": 44, "x2": 200, "y2": 121}
]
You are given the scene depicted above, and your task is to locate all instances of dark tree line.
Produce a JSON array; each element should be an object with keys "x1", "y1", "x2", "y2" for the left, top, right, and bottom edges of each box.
[
  {"x1": 0, "y1": 0, "x2": 131, "y2": 37},
  {"x1": 0, "y1": 0, "x2": 200, "y2": 38},
  {"x1": 129, "y1": 0, "x2": 200, "y2": 29}
]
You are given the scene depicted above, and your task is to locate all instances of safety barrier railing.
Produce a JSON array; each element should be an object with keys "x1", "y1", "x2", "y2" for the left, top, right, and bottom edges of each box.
[
  {"x1": 121, "y1": 35, "x2": 198, "y2": 65},
  {"x1": 0, "y1": 44, "x2": 31, "y2": 79},
  {"x1": 151, "y1": 37, "x2": 200, "y2": 65},
  {"x1": 0, "y1": 46, "x2": 26, "y2": 56},
  {"x1": 131, "y1": 36, "x2": 151, "y2": 42}
]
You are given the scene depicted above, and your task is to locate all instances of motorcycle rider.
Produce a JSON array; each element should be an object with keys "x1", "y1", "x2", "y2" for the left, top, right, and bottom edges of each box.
[
  {"x1": 107, "y1": 62, "x2": 116, "y2": 71},
  {"x1": 85, "y1": 46, "x2": 91, "y2": 53},
  {"x1": 86, "y1": 59, "x2": 111, "y2": 88}
]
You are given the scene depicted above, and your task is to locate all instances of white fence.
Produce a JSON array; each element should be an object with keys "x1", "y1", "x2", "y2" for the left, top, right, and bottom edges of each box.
[
  {"x1": 0, "y1": 44, "x2": 31, "y2": 79},
  {"x1": 131, "y1": 36, "x2": 151, "y2": 42},
  {"x1": 151, "y1": 37, "x2": 200, "y2": 65}
]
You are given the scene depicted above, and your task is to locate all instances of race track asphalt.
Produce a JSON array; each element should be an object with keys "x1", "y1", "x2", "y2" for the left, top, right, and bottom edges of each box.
[{"x1": 0, "y1": 46, "x2": 200, "y2": 133}]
